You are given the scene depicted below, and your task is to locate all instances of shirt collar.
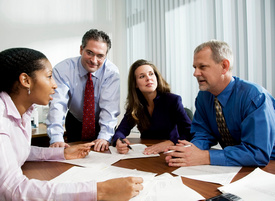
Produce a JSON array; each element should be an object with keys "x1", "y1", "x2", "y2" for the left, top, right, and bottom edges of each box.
[
  {"x1": 0, "y1": 92, "x2": 34, "y2": 122},
  {"x1": 216, "y1": 76, "x2": 235, "y2": 107}
]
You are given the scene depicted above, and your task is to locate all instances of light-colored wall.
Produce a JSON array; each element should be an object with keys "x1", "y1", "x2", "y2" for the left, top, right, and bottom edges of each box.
[{"x1": 0, "y1": 0, "x2": 128, "y2": 123}]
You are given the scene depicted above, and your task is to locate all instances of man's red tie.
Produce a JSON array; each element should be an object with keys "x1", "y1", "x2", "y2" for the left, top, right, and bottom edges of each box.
[{"x1": 82, "y1": 73, "x2": 96, "y2": 140}]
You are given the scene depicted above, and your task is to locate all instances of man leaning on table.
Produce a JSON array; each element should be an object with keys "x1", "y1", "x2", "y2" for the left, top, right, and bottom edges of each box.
[
  {"x1": 165, "y1": 40, "x2": 275, "y2": 167},
  {"x1": 46, "y1": 29, "x2": 120, "y2": 152}
]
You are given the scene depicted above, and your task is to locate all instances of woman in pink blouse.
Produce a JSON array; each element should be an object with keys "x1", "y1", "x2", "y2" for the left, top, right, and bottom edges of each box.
[{"x1": 0, "y1": 48, "x2": 143, "y2": 201}]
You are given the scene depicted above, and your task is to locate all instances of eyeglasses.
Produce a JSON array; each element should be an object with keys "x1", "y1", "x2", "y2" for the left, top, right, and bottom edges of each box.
[{"x1": 86, "y1": 50, "x2": 106, "y2": 61}]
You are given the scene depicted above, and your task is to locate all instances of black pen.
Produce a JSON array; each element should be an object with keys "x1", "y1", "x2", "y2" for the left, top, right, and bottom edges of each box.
[{"x1": 119, "y1": 137, "x2": 133, "y2": 150}]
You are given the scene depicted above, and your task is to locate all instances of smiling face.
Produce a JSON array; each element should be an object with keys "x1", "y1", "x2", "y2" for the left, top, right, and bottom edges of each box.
[
  {"x1": 29, "y1": 59, "x2": 57, "y2": 105},
  {"x1": 135, "y1": 65, "x2": 158, "y2": 96},
  {"x1": 80, "y1": 39, "x2": 107, "y2": 73},
  {"x1": 192, "y1": 47, "x2": 226, "y2": 96}
]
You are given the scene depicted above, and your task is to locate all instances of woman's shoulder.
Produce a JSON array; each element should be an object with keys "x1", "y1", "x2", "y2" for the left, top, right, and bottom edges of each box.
[
  {"x1": 161, "y1": 92, "x2": 182, "y2": 100},
  {"x1": 157, "y1": 93, "x2": 182, "y2": 105}
]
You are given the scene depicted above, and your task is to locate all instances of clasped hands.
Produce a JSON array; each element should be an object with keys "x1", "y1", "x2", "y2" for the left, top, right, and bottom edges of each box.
[{"x1": 164, "y1": 140, "x2": 210, "y2": 167}]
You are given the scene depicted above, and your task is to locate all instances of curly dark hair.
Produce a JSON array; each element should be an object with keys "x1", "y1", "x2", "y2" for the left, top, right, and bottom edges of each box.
[{"x1": 0, "y1": 47, "x2": 47, "y2": 94}]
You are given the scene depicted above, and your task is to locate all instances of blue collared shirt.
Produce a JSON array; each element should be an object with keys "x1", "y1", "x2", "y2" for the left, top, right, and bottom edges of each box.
[
  {"x1": 46, "y1": 56, "x2": 120, "y2": 144},
  {"x1": 191, "y1": 76, "x2": 275, "y2": 166}
]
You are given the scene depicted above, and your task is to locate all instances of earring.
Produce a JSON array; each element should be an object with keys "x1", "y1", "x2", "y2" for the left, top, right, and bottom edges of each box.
[{"x1": 27, "y1": 88, "x2": 31, "y2": 95}]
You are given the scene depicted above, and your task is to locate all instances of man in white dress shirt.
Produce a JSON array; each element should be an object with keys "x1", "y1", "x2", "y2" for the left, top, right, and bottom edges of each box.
[{"x1": 47, "y1": 29, "x2": 120, "y2": 152}]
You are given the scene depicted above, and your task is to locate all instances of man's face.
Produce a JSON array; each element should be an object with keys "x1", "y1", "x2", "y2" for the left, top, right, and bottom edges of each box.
[
  {"x1": 80, "y1": 39, "x2": 107, "y2": 73},
  {"x1": 192, "y1": 47, "x2": 224, "y2": 96}
]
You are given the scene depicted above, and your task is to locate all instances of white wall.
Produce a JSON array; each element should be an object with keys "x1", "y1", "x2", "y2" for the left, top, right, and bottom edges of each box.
[{"x1": 0, "y1": 0, "x2": 128, "y2": 123}]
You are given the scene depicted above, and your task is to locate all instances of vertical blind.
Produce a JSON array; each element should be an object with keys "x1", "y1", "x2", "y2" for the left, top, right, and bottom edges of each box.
[{"x1": 126, "y1": 0, "x2": 275, "y2": 112}]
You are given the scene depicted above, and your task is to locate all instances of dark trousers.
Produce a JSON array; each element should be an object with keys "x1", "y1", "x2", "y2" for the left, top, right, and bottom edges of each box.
[{"x1": 65, "y1": 111, "x2": 99, "y2": 142}]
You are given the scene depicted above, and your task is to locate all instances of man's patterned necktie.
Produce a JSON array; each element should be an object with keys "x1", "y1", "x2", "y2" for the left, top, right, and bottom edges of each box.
[
  {"x1": 214, "y1": 97, "x2": 235, "y2": 147},
  {"x1": 82, "y1": 73, "x2": 96, "y2": 140}
]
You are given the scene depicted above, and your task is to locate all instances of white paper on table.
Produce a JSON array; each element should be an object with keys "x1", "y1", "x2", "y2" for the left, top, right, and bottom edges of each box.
[
  {"x1": 109, "y1": 144, "x2": 159, "y2": 159},
  {"x1": 50, "y1": 165, "x2": 156, "y2": 184},
  {"x1": 50, "y1": 166, "x2": 204, "y2": 201},
  {"x1": 59, "y1": 150, "x2": 123, "y2": 169},
  {"x1": 172, "y1": 165, "x2": 241, "y2": 185},
  {"x1": 131, "y1": 173, "x2": 205, "y2": 201},
  {"x1": 218, "y1": 167, "x2": 275, "y2": 201}
]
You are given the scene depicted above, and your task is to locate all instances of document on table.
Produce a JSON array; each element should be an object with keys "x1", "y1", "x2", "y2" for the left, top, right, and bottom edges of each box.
[
  {"x1": 131, "y1": 173, "x2": 205, "y2": 201},
  {"x1": 109, "y1": 144, "x2": 159, "y2": 159},
  {"x1": 51, "y1": 166, "x2": 204, "y2": 201},
  {"x1": 172, "y1": 165, "x2": 241, "y2": 185},
  {"x1": 51, "y1": 165, "x2": 156, "y2": 184},
  {"x1": 218, "y1": 167, "x2": 275, "y2": 201},
  {"x1": 60, "y1": 151, "x2": 123, "y2": 169}
]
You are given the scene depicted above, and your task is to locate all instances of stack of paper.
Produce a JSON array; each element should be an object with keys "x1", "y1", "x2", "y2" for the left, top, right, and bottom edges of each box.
[
  {"x1": 131, "y1": 173, "x2": 204, "y2": 201},
  {"x1": 218, "y1": 168, "x2": 275, "y2": 200},
  {"x1": 50, "y1": 167, "x2": 204, "y2": 201}
]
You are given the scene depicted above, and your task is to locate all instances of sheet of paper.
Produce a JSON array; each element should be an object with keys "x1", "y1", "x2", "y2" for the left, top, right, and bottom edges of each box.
[
  {"x1": 172, "y1": 165, "x2": 241, "y2": 185},
  {"x1": 109, "y1": 144, "x2": 159, "y2": 159},
  {"x1": 51, "y1": 165, "x2": 156, "y2": 184},
  {"x1": 131, "y1": 173, "x2": 205, "y2": 201},
  {"x1": 60, "y1": 150, "x2": 123, "y2": 169},
  {"x1": 51, "y1": 166, "x2": 204, "y2": 201},
  {"x1": 218, "y1": 167, "x2": 275, "y2": 200}
]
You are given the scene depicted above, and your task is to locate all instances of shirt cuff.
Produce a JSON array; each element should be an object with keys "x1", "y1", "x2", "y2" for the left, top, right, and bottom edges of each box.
[{"x1": 209, "y1": 149, "x2": 226, "y2": 166}]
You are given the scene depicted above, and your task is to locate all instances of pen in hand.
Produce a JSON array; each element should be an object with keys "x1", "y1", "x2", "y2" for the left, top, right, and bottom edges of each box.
[
  {"x1": 163, "y1": 144, "x2": 191, "y2": 154},
  {"x1": 119, "y1": 138, "x2": 133, "y2": 150}
]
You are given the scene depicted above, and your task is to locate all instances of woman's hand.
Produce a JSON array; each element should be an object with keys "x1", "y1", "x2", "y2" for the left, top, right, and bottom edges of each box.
[
  {"x1": 116, "y1": 138, "x2": 131, "y2": 154},
  {"x1": 64, "y1": 142, "x2": 94, "y2": 160},
  {"x1": 97, "y1": 177, "x2": 143, "y2": 201},
  {"x1": 143, "y1": 140, "x2": 174, "y2": 155}
]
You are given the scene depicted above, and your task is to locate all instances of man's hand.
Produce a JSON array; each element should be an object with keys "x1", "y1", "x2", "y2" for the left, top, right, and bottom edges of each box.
[
  {"x1": 143, "y1": 140, "x2": 174, "y2": 155},
  {"x1": 116, "y1": 138, "x2": 131, "y2": 154},
  {"x1": 64, "y1": 142, "x2": 94, "y2": 160},
  {"x1": 164, "y1": 140, "x2": 210, "y2": 167},
  {"x1": 97, "y1": 177, "x2": 143, "y2": 201},
  {"x1": 50, "y1": 142, "x2": 70, "y2": 148},
  {"x1": 92, "y1": 139, "x2": 110, "y2": 152}
]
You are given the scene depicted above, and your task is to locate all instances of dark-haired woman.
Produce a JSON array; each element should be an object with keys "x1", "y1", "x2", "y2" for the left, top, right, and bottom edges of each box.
[
  {"x1": 0, "y1": 48, "x2": 143, "y2": 200},
  {"x1": 112, "y1": 59, "x2": 193, "y2": 155}
]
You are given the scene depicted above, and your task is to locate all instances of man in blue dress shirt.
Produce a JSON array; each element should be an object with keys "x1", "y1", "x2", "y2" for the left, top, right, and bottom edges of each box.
[
  {"x1": 46, "y1": 29, "x2": 120, "y2": 151},
  {"x1": 165, "y1": 40, "x2": 275, "y2": 166}
]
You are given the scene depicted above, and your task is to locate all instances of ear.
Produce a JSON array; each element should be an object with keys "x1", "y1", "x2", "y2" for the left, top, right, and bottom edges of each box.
[
  {"x1": 80, "y1": 45, "x2": 83, "y2": 55},
  {"x1": 221, "y1": 59, "x2": 230, "y2": 74},
  {"x1": 19, "y1": 73, "x2": 31, "y2": 88}
]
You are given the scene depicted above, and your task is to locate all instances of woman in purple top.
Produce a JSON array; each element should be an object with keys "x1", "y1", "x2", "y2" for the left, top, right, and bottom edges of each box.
[
  {"x1": 0, "y1": 48, "x2": 143, "y2": 201},
  {"x1": 113, "y1": 59, "x2": 192, "y2": 155}
]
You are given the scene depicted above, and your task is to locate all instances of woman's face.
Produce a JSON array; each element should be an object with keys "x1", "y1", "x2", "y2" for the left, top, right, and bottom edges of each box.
[
  {"x1": 135, "y1": 65, "x2": 157, "y2": 95},
  {"x1": 29, "y1": 59, "x2": 57, "y2": 105}
]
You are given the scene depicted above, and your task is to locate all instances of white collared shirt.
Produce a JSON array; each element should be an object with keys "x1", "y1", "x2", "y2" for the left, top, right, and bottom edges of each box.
[{"x1": 46, "y1": 56, "x2": 120, "y2": 144}]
